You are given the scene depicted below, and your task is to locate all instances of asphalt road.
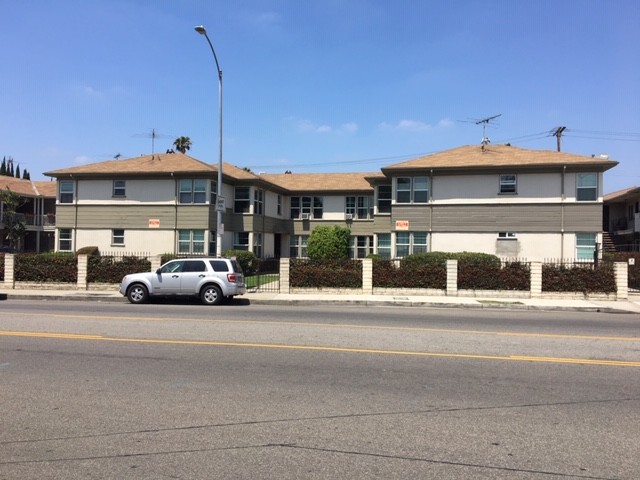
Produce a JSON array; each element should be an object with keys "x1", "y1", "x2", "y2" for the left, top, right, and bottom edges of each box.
[{"x1": 1, "y1": 300, "x2": 639, "y2": 479}]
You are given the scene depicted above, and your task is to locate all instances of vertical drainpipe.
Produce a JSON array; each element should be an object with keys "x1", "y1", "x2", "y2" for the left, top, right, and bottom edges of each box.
[
  {"x1": 561, "y1": 165, "x2": 566, "y2": 259},
  {"x1": 429, "y1": 169, "x2": 434, "y2": 252},
  {"x1": 72, "y1": 176, "x2": 78, "y2": 251},
  {"x1": 173, "y1": 173, "x2": 178, "y2": 254}
]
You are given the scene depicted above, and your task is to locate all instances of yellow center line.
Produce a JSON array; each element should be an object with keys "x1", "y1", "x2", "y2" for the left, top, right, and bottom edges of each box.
[
  {"x1": 1, "y1": 311, "x2": 638, "y2": 342},
  {"x1": 2, "y1": 330, "x2": 640, "y2": 367}
]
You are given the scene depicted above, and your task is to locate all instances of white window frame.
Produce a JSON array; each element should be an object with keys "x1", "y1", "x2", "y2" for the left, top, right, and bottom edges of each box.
[
  {"x1": 377, "y1": 184, "x2": 392, "y2": 213},
  {"x1": 497, "y1": 232, "x2": 517, "y2": 240},
  {"x1": 499, "y1": 174, "x2": 517, "y2": 194},
  {"x1": 59, "y1": 180, "x2": 74, "y2": 204},
  {"x1": 113, "y1": 180, "x2": 126, "y2": 197},
  {"x1": 576, "y1": 173, "x2": 597, "y2": 201},
  {"x1": 395, "y1": 231, "x2": 428, "y2": 258},
  {"x1": 59, "y1": 228, "x2": 72, "y2": 251},
  {"x1": 112, "y1": 228, "x2": 125, "y2": 246},
  {"x1": 234, "y1": 187, "x2": 251, "y2": 213},
  {"x1": 576, "y1": 232, "x2": 596, "y2": 261},
  {"x1": 178, "y1": 229, "x2": 205, "y2": 254},
  {"x1": 233, "y1": 232, "x2": 250, "y2": 250},
  {"x1": 396, "y1": 177, "x2": 429, "y2": 204}
]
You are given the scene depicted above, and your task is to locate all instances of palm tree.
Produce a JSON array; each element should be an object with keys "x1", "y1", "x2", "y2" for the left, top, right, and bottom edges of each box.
[{"x1": 173, "y1": 136, "x2": 192, "y2": 154}]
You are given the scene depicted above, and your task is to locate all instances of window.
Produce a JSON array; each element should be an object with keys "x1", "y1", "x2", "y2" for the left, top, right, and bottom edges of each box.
[
  {"x1": 349, "y1": 236, "x2": 373, "y2": 258},
  {"x1": 291, "y1": 196, "x2": 323, "y2": 219},
  {"x1": 179, "y1": 179, "x2": 207, "y2": 204},
  {"x1": 234, "y1": 187, "x2": 250, "y2": 213},
  {"x1": 576, "y1": 233, "x2": 596, "y2": 261},
  {"x1": 253, "y1": 232, "x2": 263, "y2": 258},
  {"x1": 376, "y1": 233, "x2": 391, "y2": 259},
  {"x1": 59, "y1": 181, "x2": 74, "y2": 204},
  {"x1": 396, "y1": 177, "x2": 429, "y2": 203},
  {"x1": 113, "y1": 180, "x2": 126, "y2": 197},
  {"x1": 346, "y1": 196, "x2": 373, "y2": 220},
  {"x1": 233, "y1": 232, "x2": 249, "y2": 250},
  {"x1": 576, "y1": 173, "x2": 597, "y2": 201},
  {"x1": 254, "y1": 189, "x2": 264, "y2": 215},
  {"x1": 59, "y1": 228, "x2": 72, "y2": 251},
  {"x1": 209, "y1": 230, "x2": 216, "y2": 256},
  {"x1": 112, "y1": 229, "x2": 125, "y2": 245},
  {"x1": 178, "y1": 230, "x2": 205, "y2": 254},
  {"x1": 497, "y1": 232, "x2": 517, "y2": 240},
  {"x1": 289, "y1": 235, "x2": 308, "y2": 258},
  {"x1": 499, "y1": 174, "x2": 517, "y2": 194},
  {"x1": 377, "y1": 184, "x2": 392, "y2": 213},
  {"x1": 396, "y1": 231, "x2": 428, "y2": 257},
  {"x1": 209, "y1": 259, "x2": 229, "y2": 272},
  {"x1": 277, "y1": 195, "x2": 282, "y2": 216}
]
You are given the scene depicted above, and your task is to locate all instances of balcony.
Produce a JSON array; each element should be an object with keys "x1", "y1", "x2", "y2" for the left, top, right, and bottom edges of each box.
[{"x1": 1, "y1": 213, "x2": 56, "y2": 227}]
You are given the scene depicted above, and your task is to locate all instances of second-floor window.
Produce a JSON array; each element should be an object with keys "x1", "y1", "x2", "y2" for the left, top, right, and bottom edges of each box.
[
  {"x1": 291, "y1": 196, "x2": 323, "y2": 219},
  {"x1": 396, "y1": 176, "x2": 429, "y2": 203},
  {"x1": 576, "y1": 173, "x2": 597, "y2": 201},
  {"x1": 346, "y1": 196, "x2": 373, "y2": 220},
  {"x1": 210, "y1": 181, "x2": 217, "y2": 205},
  {"x1": 113, "y1": 180, "x2": 126, "y2": 197},
  {"x1": 179, "y1": 179, "x2": 207, "y2": 204},
  {"x1": 377, "y1": 184, "x2": 392, "y2": 213},
  {"x1": 234, "y1": 187, "x2": 250, "y2": 213},
  {"x1": 59, "y1": 180, "x2": 74, "y2": 204},
  {"x1": 499, "y1": 174, "x2": 517, "y2": 194},
  {"x1": 254, "y1": 189, "x2": 264, "y2": 215}
]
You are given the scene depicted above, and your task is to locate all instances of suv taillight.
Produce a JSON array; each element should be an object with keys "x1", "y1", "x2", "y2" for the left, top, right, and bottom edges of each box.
[{"x1": 227, "y1": 273, "x2": 237, "y2": 283}]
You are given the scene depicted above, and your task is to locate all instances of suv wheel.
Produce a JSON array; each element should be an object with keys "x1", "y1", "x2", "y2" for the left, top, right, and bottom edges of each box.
[
  {"x1": 127, "y1": 284, "x2": 148, "y2": 304},
  {"x1": 201, "y1": 284, "x2": 223, "y2": 305}
]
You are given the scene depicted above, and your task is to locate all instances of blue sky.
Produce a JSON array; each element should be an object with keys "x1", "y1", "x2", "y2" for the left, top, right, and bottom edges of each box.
[{"x1": 1, "y1": 0, "x2": 639, "y2": 193}]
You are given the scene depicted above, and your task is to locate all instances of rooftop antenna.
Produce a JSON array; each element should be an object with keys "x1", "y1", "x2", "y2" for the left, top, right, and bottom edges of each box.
[
  {"x1": 133, "y1": 129, "x2": 173, "y2": 154},
  {"x1": 476, "y1": 114, "x2": 501, "y2": 150}
]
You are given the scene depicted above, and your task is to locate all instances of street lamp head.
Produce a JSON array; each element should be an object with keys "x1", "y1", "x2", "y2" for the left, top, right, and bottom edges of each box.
[{"x1": 194, "y1": 25, "x2": 207, "y2": 35}]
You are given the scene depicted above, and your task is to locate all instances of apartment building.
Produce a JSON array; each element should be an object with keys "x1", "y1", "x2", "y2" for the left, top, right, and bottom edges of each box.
[{"x1": 44, "y1": 144, "x2": 617, "y2": 260}]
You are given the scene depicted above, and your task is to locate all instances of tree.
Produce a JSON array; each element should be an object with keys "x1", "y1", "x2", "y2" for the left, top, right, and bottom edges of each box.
[
  {"x1": 22, "y1": 169, "x2": 30, "y2": 180},
  {"x1": 15, "y1": 165, "x2": 20, "y2": 179},
  {"x1": 1, "y1": 157, "x2": 6, "y2": 176},
  {"x1": 0, "y1": 187, "x2": 26, "y2": 250},
  {"x1": 306, "y1": 225, "x2": 351, "y2": 260},
  {"x1": 173, "y1": 136, "x2": 192, "y2": 154}
]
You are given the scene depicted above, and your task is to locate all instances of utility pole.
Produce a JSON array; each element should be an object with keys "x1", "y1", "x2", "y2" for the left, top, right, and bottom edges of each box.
[{"x1": 552, "y1": 126, "x2": 566, "y2": 152}]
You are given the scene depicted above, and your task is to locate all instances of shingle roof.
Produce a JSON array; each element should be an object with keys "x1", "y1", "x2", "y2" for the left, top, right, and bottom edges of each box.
[
  {"x1": 382, "y1": 144, "x2": 619, "y2": 172},
  {"x1": 0, "y1": 176, "x2": 56, "y2": 197},
  {"x1": 260, "y1": 172, "x2": 376, "y2": 193},
  {"x1": 603, "y1": 186, "x2": 640, "y2": 202}
]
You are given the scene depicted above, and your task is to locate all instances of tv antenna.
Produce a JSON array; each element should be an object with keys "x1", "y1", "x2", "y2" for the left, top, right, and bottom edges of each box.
[
  {"x1": 133, "y1": 129, "x2": 173, "y2": 154},
  {"x1": 476, "y1": 114, "x2": 502, "y2": 149}
]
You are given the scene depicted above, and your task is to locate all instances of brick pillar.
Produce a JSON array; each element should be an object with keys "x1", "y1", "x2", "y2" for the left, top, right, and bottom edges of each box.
[
  {"x1": 446, "y1": 259, "x2": 458, "y2": 296},
  {"x1": 530, "y1": 262, "x2": 542, "y2": 298},
  {"x1": 4, "y1": 253, "x2": 15, "y2": 289},
  {"x1": 151, "y1": 255, "x2": 163, "y2": 272},
  {"x1": 614, "y1": 262, "x2": 628, "y2": 300},
  {"x1": 279, "y1": 258, "x2": 290, "y2": 293},
  {"x1": 77, "y1": 254, "x2": 88, "y2": 290},
  {"x1": 362, "y1": 258, "x2": 373, "y2": 294}
]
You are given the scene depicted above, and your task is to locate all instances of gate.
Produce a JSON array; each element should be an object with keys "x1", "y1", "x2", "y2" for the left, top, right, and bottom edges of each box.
[{"x1": 249, "y1": 258, "x2": 280, "y2": 292}]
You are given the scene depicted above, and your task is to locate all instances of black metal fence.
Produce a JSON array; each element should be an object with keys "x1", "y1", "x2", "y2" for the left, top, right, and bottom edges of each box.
[{"x1": 248, "y1": 257, "x2": 280, "y2": 292}]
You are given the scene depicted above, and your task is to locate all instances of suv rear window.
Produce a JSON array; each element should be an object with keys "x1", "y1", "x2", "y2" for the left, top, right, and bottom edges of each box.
[
  {"x1": 230, "y1": 260, "x2": 242, "y2": 273},
  {"x1": 209, "y1": 260, "x2": 229, "y2": 272}
]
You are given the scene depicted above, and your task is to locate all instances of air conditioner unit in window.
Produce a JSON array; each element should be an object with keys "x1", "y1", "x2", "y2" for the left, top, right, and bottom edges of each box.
[
  {"x1": 345, "y1": 213, "x2": 353, "y2": 221},
  {"x1": 301, "y1": 213, "x2": 310, "y2": 220}
]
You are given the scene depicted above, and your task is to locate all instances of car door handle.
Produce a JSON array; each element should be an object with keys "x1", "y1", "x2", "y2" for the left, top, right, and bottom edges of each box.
[
  {"x1": 199, "y1": 274, "x2": 206, "y2": 277},
  {"x1": 172, "y1": 275, "x2": 179, "y2": 278}
]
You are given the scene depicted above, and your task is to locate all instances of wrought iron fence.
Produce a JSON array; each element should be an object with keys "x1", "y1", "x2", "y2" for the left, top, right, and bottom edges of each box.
[{"x1": 247, "y1": 257, "x2": 280, "y2": 292}]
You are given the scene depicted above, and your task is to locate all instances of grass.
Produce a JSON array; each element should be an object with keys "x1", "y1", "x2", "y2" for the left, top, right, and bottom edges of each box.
[{"x1": 245, "y1": 274, "x2": 279, "y2": 289}]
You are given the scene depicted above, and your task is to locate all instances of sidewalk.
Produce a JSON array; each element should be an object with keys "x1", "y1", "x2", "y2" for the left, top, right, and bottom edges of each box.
[{"x1": 1, "y1": 287, "x2": 640, "y2": 314}]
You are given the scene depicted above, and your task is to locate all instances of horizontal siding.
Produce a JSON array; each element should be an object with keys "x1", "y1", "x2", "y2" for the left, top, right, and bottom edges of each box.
[
  {"x1": 430, "y1": 204, "x2": 562, "y2": 232},
  {"x1": 563, "y1": 204, "x2": 603, "y2": 231},
  {"x1": 391, "y1": 206, "x2": 431, "y2": 230},
  {"x1": 54, "y1": 206, "x2": 76, "y2": 228}
]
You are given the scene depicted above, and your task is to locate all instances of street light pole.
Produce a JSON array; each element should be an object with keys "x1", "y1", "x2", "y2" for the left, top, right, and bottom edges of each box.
[{"x1": 195, "y1": 25, "x2": 224, "y2": 257}]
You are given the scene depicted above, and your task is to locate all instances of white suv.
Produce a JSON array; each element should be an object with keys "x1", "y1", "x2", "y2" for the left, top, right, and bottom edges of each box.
[{"x1": 120, "y1": 257, "x2": 246, "y2": 305}]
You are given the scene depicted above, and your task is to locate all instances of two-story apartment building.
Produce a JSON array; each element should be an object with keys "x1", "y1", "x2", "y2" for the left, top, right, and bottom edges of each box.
[
  {"x1": 44, "y1": 144, "x2": 617, "y2": 261},
  {"x1": 0, "y1": 176, "x2": 57, "y2": 252}
]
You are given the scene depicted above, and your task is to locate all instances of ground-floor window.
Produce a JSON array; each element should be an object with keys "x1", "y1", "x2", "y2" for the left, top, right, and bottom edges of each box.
[
  {"x1": 112, "y1": 229, "x2": 125, "y2": 246},
  {"x1": 59, "y1": 229, "x2": 72, "y2": 251},
  {"x1": 233, "y1": 232, "x2": 250, "y2": 251},
  {"x1": 253, "y1": 232, "x2": 263, "y2": 258},
  {"x1": 576, "y1": 232, "x2": 596, "y2": 261},
  {"x1": 396, "y1": 231, "x2": 428, "y2": 258},
  {"x1": 289, "y1": 235, "x2": 308, "y2": 258},
  {"x1": 376, "y1": 233, "x2": 392, "y2": 259},
  {"x1": 349, "y1": 236, "x2": 373, "y2": 258},
  {"x1": 209, "y1": 230, "x2": 216, "y2": 256},
  {"x1": 178, "y1": 230, "x2": 205, "y2": 254}
]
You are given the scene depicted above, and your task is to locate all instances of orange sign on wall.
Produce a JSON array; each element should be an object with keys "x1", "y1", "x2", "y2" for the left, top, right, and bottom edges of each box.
[
  {"x1": 395, "y1": 220, "x2": 409, "y2": 230},
  {"x1": 148, "y1": 219, "x2": 160, "y2": 228}
]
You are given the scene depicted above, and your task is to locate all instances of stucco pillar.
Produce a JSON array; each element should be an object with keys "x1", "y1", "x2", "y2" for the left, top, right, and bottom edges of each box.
[
  {"x1": 614, "y1": 262, "x2": 628, "y2": 300},
  {"x1": 279, "y1": 258, "x2": 290, "y2": 294},
  {"x1": 530, "y1": 262, "x2": 542, "y2": 298},
  {"x1": 446, "y1": 259, "x2": 457, "y2": 296},
  {"x1": 3, "y1": 253, "x2": 15, "y2": 289},
  {"x1": 151, "y1": 255, "x2": 163, "y2": 272},
  {"x1": 362, "y1": 258, "x2": 373, "y2": 294},
  {"x1": 77, "y1": 254, "x2": 88, "y2": 290}
]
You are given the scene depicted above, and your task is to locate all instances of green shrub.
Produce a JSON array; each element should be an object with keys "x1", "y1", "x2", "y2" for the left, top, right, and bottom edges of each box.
[
  {"x1": 0, "y1": 254, "x2": 4, "y2": 281},
  {"x1": 224, "y1": 250, "x2": 256, "y2": 275},
  {"x1": 542, "y1": 263, "x2": 616, "y2": 293},
  {"x1": 87, "y1": 256, "x2": 151, "y2": 283},
  {"x1": 290, "y1": 259, "x2": 362, "y2": 288},
  {"x1": 306, "y1": 226, "x2": 350, "y2": 260},
  {"x1": 15, "y1": 253, "x2": 77, "y2": 282},
  {"x1": 373, "y1": 258, "x2": 446, "y2": 288}
]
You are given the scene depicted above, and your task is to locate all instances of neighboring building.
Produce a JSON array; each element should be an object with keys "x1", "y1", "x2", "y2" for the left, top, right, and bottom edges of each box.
[
  {"x1": 44, "y1": 145, "x2": 618, "y2": 261},
  {"x1": 0, "y1": 176, "x2": 57, "y2": 252},
  {"x1": 603, "y1": 186, "x2": 640, "y2": 252}
]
